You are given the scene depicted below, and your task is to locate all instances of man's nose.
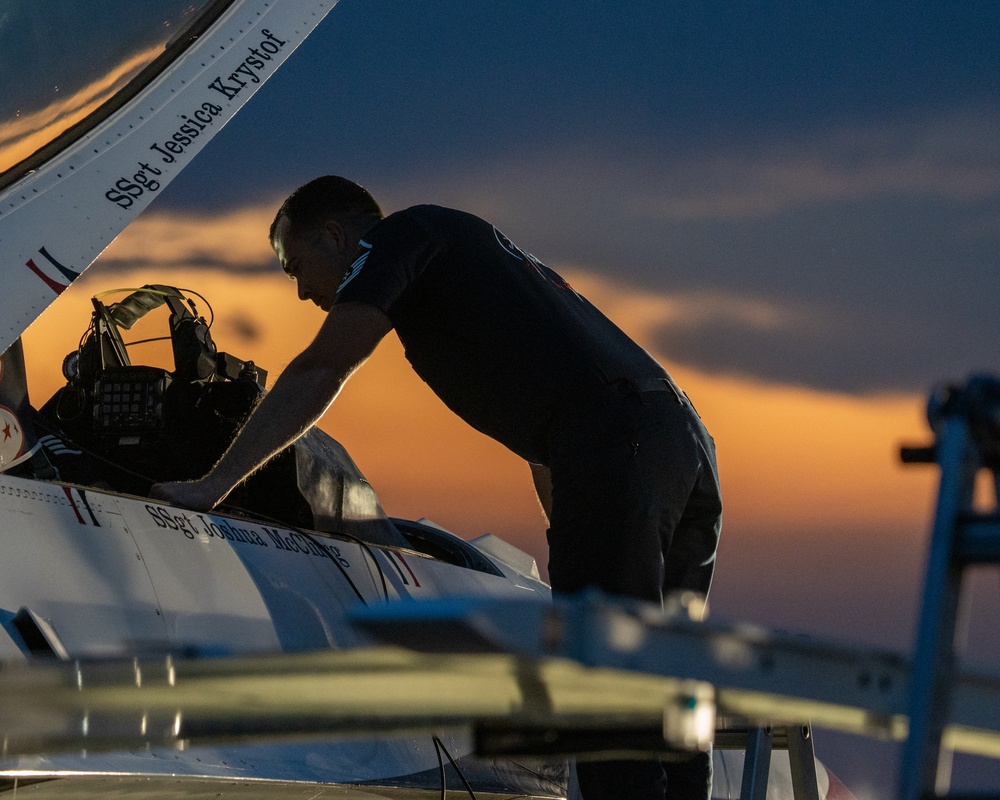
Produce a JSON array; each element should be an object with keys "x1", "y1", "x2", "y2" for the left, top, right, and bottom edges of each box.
[{"x1": 297, "y1": 282, "x2": 309, "y2": 302}]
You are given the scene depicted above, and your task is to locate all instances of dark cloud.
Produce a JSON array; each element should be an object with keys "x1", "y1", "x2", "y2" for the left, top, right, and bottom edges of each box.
[
  {"x1": 651, "y1": 296, "x2": 992, "y2": 394},
  {"x1": 376, "y1": 119, "x2": 1000, "y2": 393},
  {"x1": 219, "y1": 312, "x2": 262, "y2": 344},
  {"x1": 161, "y1": 0, "x2": 1000, "y2": 209},
  {"x1": 150, "y1": 0, "x2": 1000, "y2": 396}
]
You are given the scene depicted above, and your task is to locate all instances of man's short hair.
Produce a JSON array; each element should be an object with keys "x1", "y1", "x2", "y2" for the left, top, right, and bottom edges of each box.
[{"x1": 270, "y1": 176, "x2": 383, "y2": 245}]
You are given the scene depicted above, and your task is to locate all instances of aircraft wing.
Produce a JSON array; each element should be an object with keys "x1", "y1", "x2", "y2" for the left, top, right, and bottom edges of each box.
[
  {"x1": 0, "y1": 0, "x2": 337, "y2": 355},
  {"x1": 0, "y1": 642, "x2": 700, "y2": 756},
  {"x1": 2, "y1": 594, "x2": 999, "y2": 761}
]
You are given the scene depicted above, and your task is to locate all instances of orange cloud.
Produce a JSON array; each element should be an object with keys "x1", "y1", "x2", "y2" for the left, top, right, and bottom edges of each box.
[{"x1": 98, "y1": 206, "x2": 279, "y2": 269}]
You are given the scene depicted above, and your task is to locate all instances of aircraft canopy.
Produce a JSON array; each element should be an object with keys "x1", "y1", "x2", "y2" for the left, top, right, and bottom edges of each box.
[{"x1": 0, "y1": 0, "x2": 226, "y2": 184}]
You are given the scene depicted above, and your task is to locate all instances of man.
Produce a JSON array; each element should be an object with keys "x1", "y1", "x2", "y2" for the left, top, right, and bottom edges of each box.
[{"x1": 151, "y1": 175, "x2": 722, "y2": 799}]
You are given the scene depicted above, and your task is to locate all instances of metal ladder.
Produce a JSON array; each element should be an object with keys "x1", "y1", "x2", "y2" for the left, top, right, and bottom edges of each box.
[
  {"x1": 716, "y1": 721, "x2": 820, "y2": 800},
  {"x1": 899, "y1": 374, "x2": 1000, "y2": 799}
]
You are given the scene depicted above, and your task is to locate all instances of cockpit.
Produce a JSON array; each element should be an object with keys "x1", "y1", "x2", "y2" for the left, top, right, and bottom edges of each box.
[{"x1": 8, "y1": 284, "x2": 410, "y2": 550}]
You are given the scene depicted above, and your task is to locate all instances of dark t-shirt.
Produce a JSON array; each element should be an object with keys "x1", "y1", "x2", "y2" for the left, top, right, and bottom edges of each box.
[{"x1": 335, "y1": 205, "x2": 670, "y2": 464}]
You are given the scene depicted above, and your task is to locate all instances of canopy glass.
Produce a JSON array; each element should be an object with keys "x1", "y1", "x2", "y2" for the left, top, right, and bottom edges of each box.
[{"x1": 0, "y1": 0, "x2": 225, "y2": 181}]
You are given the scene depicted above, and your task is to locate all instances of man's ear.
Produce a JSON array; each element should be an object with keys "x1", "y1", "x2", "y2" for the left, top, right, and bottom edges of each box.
[{"x1": 323, "y1": 218, "x2": 351, "y2": 253}]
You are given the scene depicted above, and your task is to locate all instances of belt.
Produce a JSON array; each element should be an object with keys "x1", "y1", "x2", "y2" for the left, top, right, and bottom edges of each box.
[
  {"x1": 554, "y1": 375, "x2": 686, "y2": 431},
  {"x1": 605, "y1": 375, "x2": 689, "y2": 404},
  {"x1": 544, "y1": 375, "x2": 693, "y2": 462}
]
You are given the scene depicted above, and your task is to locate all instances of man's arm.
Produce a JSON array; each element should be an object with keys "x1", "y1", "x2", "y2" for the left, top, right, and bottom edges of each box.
[
  {"x1": 529, "y1": 462, "x2": 553, "y2": 524},
  {"x1": 149, "y1": 301, "x2": 392, "y2": 510}
]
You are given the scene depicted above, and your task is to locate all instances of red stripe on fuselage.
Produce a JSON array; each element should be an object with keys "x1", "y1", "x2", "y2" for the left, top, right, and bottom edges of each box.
[
  {"x1": 62, "y1": 486, "x2": 86, "y2": 524},
  {"x1": 394, "y1": 553, "x2": 421, "y2": 588},
  {"x1": 25, "y1": 259, "x2": 67, "y2": 295}
]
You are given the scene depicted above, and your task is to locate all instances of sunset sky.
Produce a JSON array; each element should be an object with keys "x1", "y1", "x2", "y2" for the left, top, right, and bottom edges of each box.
[{"x1": 13, "y1": 0, "x2": 1000, "y2": 793}]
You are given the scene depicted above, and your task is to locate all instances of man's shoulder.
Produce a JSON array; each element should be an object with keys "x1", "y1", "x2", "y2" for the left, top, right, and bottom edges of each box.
[
  {"x1": 365, "y1": 205, "x2": 488, "y2": 249},
  {"x1": 382, "y1": 204, "x2": 485, "y2": 228}
]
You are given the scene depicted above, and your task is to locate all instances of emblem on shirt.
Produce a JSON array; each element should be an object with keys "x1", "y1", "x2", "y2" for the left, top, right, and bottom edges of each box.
[
  {"x1": 493, "y1": 227, "x2": 524, "y2": 260},
  {"x1": 493, "y1": 226, "x2": 573, "y2": 291},
  {"x1": 339, "y1": 240, "x2": 372, "y2": 291}
]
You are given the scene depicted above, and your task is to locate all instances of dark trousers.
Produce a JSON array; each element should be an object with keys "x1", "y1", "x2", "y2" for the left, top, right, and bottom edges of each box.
[{"x1": 545, "y1": 385, "x2": 722, "y2": 800}]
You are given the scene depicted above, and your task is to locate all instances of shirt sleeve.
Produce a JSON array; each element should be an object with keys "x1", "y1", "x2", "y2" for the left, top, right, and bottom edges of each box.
[{"x1": 334, "y1": 208, "x2": 443, "y2": 317}]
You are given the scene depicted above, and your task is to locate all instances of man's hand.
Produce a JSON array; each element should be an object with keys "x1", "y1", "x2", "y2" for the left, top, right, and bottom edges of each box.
[
  {"x1": 149, "y1": 477, "x2": 228, "y2": 511},
  {"x1": 147, "y1": 302, "x2": 391, "y2": 514}
]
